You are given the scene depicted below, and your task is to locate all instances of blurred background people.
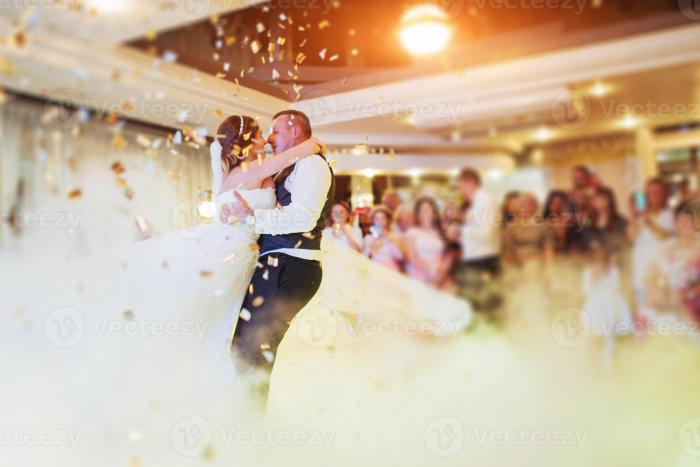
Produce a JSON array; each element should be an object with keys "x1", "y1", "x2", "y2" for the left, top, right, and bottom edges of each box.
[
  {"x1": 502, "y1": 193, "x2": 553, "y2": 270},
  {"x1": 405, "y1": 197, "x2": 453, "y2": 290},
  {"x1": 643, "y1": 200, "x2": 700, "y2": 325},
  {"x1": 630, "y1": 177, "x2": 676, "y2": 308},
  {"x1": 363, "y1": 206, "x2": 404, "y2": 272},
  {"x1": 324, "y1": 201, "x2": 363, "y2": 252},
  {"x1": 543, "y1": 190, "x2": 575, "y2": 255},
  {"x1": 456, "y1": 168, "x2": 501, "y2": 312}
]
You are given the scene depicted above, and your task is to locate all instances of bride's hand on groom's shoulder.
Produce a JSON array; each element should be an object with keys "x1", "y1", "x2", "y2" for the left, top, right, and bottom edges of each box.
[{"x1": 307, "y1": 136, "x2": 326, "y2": 156}]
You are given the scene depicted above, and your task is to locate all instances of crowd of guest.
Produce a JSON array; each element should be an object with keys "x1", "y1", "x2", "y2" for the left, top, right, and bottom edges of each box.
[{"x1": 324, "y1": 165, "x2": 700, "y2": 328}]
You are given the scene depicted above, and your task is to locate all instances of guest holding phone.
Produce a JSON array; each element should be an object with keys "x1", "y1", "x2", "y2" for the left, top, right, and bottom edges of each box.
[
  {"x1": 323, "y1": 201, "x2": 363, "y2": 252},
  {"x1": 363, "y1": 206, "x2": 404, "y2": 272}
]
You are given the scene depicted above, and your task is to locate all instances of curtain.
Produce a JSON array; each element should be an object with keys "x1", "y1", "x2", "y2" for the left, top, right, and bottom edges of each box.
[{"x1": 0, "y1": 95, "x2": 211, "y2": 254}]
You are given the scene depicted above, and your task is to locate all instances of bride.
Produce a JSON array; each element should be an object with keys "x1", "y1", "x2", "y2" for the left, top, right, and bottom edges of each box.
[{"x1": 124, "y1": 114, "x2": 325, "y2": 382}]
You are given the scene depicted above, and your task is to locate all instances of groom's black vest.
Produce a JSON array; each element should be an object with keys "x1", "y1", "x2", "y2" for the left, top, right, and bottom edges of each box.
[{"x1": 258, "y1": 155, "x2": 335, "y2": 255}]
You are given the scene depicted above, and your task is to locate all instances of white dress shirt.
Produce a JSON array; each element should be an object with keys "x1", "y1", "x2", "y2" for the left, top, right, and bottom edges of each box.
[
  {"x1": 252, "y1": 155, "x2": 332, "y2": 261},
  {"x1": 461, "y1": 188, "x2": 500, "y2": 261}
]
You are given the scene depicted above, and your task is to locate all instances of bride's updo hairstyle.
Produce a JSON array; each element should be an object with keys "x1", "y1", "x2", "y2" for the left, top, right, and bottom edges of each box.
[{"x1": 216, "y1": 115, "x2": 260, "y2": 174}]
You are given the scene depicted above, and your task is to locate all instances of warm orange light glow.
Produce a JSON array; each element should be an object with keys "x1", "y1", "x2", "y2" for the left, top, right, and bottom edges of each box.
[{"x1": 400, "y1": 5, "x2": 452, "y2": 55}]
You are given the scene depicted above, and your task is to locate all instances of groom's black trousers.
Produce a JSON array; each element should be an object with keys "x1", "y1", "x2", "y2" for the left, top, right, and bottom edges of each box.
[{"x1": 233, "y1": 253, "x2": 322, "y2": 369}]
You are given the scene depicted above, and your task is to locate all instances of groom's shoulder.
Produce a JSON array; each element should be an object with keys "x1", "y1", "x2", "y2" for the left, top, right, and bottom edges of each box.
[{"x1": 297, "y1": 153, "x2": 330, "y2": 170}]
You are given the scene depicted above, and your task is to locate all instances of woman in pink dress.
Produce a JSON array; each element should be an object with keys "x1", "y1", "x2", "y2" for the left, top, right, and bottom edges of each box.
[{"x1": 405, "y1": 197, "x2": 453, "y2": 290}]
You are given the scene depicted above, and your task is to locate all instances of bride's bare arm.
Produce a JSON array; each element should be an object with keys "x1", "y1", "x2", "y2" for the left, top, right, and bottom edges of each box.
[{"x1": 245, "y1": 137, "x2": 325, "y2": 183}]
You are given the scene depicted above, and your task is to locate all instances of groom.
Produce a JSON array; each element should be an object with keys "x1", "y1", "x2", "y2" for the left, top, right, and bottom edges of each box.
[{"x1": 224, "y1": 110, "x2": 334, "y2": 370}]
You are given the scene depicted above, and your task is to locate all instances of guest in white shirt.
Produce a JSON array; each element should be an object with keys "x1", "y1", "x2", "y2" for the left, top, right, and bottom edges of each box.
[
  {"x1": 456, "y1": 168, "x2": 502, "y2": 310},
  {"x1": 323, "y1": 201, "x2": 363, "y2": 252}
]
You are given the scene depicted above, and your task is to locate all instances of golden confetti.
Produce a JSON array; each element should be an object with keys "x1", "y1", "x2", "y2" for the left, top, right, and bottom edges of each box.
[
  {"x1": 115, "y1": 177, "x2": 126, "y2": 188},
  {"x1": 146, "y1": 28, "x2": 158, "y2": 41},
  {"x1": 294, "y1": 240, "x2": 302, "y2": 248},
  {"x1": 262, "y1": 269, "x2": 269, "y2": 280},
  {"x1": 260, "y1": 342, "x2": 271, "y2": 351},
  {"x1": 295, "y1": 52, "x2": 306, "y2": 65},
  {"x1": 299, "y1": 39, "x2": 307, "y2": 48},
  {"x1": 123, "y1": 310, "x2": 134, "y2": 320},
  {"x1": 113, "y1": 134, "x2": 127, "y2": 150},
  {"x1": 239, "y1": 308, "x2": 252, "y2": 321},
  {"x1": 267, "y1": 256, "x2": 279, "y2": 267},
  {"x1": 250, "y1": 40, "x2": 261, "y2": 54},
  {"x1": 223, "y1": 252, "x2": 236, "y2": 262},
  {"x1": 68, "y1": 189, "x2": 82, "y2": 200},
  {"x1": 252, "y1": 296, "x2": 264, "y2": 308},
  {"x1": 161, "y1": 260, "x2": 169, "y2": 269},
  {"x1": 318, "y1": 19, "x2": 331, "y2": 30},
  {"x1": 225, "y1": 36, "x2": 236, "y2": 46},
  {"x1": 0, "y1": 57, "x2": 16, "y2": 75},
  {"x1": 256, "y1": 22, "x2": 265, "y2": 33},
  {"x1": 319, "y1": 48, "x2": 327, "y2": 60},
  {"x1": 249, "y1": 243, "x2": 260, "y2": 252},
  {"x1": 128, "y1": 458, "x2": 142, "y2": 467},
  {"x1": 124, "y1": 186, "x2": 134, "y2": 200},
  {"x1": 248, "y1": 284, "x2": 254, "y2": 295},
  {"x1": 200, "y1": 271, "x2": 213, "y2": 278},
  {"x1": 276, "y1": 37, "x2": 286, "y2": 46},
  {"x1": 202, "y1": 444, "x2": 214, "y2": 460},
  {"x1": 302, "y1": 232, "x2": 316, "y2": 239},
  {"x1": 215, "y1": 108, "x2": 224, "y2": 118}
]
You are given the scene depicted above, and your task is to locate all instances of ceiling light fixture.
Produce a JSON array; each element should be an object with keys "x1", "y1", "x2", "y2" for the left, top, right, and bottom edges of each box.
[{"x1": 399, "y1": 5, "x2": 452, "y2": 55}]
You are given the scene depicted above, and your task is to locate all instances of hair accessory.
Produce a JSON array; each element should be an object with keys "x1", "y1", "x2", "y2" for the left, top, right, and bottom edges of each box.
[{"x1": 239, "y1": 115, "x2": 245, "y2": 137}]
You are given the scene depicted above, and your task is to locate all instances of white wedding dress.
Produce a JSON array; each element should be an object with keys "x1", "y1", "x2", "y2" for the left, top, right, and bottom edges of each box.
[{"x1": 0, "y1": 144, "x2": 474, "y2": 466}]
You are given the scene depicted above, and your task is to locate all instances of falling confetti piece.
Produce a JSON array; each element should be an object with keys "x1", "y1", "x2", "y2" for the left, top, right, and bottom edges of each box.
[
  {"x1": 272, "y1": 68, "x2": 279, "y2": 80},
  {"x1": 128, "y1": 458, "x2": 142, "y2": 467},
  {"x1": 261, "y1": 350, "x2": 275, "y2": 363},
  {"x1": 111, "y1": 161, "x2": 125, "y2": 174},
  {"x1": 223, "y1": 252, "x2": 236, "y2": 262},
  {"x1": 250, "y1": 40, "x2": 261, "y2": 54},
  {"x1": 256, "y1": 22, "x2": 265, "y2": 33},
  {"x1": 329, "y1": 54, "x2": 339, "y2": 62},
  {"x1": 318, "y1": 19, "x2": 331, "y2": 30},
  {"x1": 239, "y1": 309, "x2": 252, "y2": 321},
  {"x1": 123, "y1": 310, "x2": 135, "y2": 320},
  {"x1": 248, "y1": 284, "x2": 254, "y2": 295},
  {"x1": 294, "y1": 240, "x2": 302, "y2": 248},
  {"x1": 161, "y1": 260, "x2": 169, "y2": 269},
  {"x1": 113, "y1": 134, "x2": 127, "y2": 150},
  {"x1": 0, "y1": 57, "x2": 16, "y2": 75},
  {"x1": 262, "y1": 269, "x2": 269, "y2": 280},
  {"x1": 252, "y1": 296, "x2": 265, "y2": 308},
  {"x1": 68, "y1": 189, "x2": 82, "y2": 200},
  {"x1": 249, "y1": 243, "x2": 260, "y2": 252},
  {"x1": 267, "y1": 256, "x2": 279, "y2": 267},
  {"x1": 260, "y1": 343, "x2": 271, "y2": 351},
  {"x1": 202, "y1": 445, "x2": 214, "y2": 460},
  {"x1": 319, "y1": 48, "x2": 327, "y2": 60},
  {"x1": 200, "y1": 271, "x2": 213, "y2": 278},
  {"x1": 124, "y1": 186, "x2": 134, "y2": 200},
  {"x1": 302, "y1": 232, "x2": 316, "y2": 239}
]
